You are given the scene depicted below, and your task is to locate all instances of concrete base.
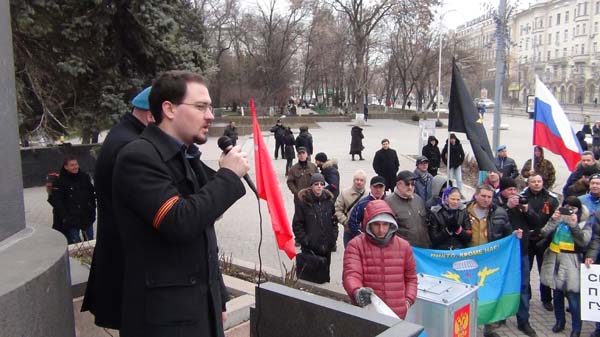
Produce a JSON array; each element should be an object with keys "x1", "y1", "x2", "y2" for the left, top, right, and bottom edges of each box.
[{"x1": 0, "y1": 226, "x2": 75, "y2": 337}]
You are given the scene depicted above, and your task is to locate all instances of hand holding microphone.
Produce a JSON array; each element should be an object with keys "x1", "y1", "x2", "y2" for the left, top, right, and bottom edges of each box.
[{"x1": 218, "y1": 136, "x2": 257, "y2": 196}]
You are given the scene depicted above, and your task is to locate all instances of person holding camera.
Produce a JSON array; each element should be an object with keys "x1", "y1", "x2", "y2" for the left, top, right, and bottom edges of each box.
[
  {"x1": 521, "y1": 174, "x2": 559, "y2": 312},
  {"x1": 539, "y1": 196, "x2": 591, "y2": 337},
  {"x1": 495, "y1": 177, "x2": 537, "y2": 337}
]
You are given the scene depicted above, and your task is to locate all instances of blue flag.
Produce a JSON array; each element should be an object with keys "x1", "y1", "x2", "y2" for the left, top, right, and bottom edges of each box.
[{"x1": 412, "y1": 235, "x2": 521, "y2": 325}]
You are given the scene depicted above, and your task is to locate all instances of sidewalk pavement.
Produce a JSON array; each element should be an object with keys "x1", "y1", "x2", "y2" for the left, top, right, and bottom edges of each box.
[{"x1": 23, "y1": 115, "x2": 597, "y2": 337}]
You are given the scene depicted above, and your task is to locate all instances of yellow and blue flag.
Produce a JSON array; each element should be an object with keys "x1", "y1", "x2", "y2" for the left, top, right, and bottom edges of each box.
[{"x1": 412, "y1": 235, "x2": 521, "y2": 325}]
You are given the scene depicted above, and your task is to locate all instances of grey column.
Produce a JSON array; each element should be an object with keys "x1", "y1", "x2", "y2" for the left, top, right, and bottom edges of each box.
[
  {"x1": 0, "y1": 2, "x2": 75, "y2": 336},
  {"x1": 0, "y1": 0, "x2": 25, "y2": 241}
]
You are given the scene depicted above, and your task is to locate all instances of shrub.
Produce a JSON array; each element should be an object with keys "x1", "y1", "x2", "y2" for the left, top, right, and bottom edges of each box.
[
  {"x1": 411, "y1": 114, "x2": 420, "y2": 121},
  {"x1": 435, "y1": 120, "x2": 444, "y2": 127}
]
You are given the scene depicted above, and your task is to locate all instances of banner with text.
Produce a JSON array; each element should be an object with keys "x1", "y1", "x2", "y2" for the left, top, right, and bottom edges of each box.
[
  {"x1": 412, "y1": 235, "x2": 521, "y2": 325},
  {"x1": 581, "y1": 264, "x2": 600, "y2": 322}
]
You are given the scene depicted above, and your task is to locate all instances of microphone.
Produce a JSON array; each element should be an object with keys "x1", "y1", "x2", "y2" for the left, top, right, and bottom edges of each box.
[{"x1": 218, "y1": 136, "x2": 258, "y2": 197}]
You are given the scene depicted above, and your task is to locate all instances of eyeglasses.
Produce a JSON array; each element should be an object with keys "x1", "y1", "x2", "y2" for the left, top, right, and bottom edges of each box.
[
  {"x1": 178, "y1": 102, "x2": 213, "y2": 113},
  {"x1": 401, "y1": 181, "x2": 415, "y2": 187},
  {"x1": 312, "y1": 182, "x2": 325, "y2": 186}
]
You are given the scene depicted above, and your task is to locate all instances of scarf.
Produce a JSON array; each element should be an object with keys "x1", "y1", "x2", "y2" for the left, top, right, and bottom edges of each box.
[{"x1": 549, "y1": 222, "x2": 575, "y2": 253}]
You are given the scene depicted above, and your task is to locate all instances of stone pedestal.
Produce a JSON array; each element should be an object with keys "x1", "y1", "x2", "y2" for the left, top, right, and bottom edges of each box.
[{"x1": 0, "y1": 226, "x2": 75, "y2": 337}]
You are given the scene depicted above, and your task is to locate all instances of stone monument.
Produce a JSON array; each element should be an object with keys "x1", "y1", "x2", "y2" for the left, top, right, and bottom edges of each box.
[{"x1": 0, "y1": 2, "x2": 75, "y2": 336}]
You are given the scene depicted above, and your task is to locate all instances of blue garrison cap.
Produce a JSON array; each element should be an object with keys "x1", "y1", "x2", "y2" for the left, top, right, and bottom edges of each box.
[
  {"x1": 496, "y1": 144, "x2": 507, "y2": 152},
  {"x1": 131, "y1": 86, "x2": 151, "y2": 110}
]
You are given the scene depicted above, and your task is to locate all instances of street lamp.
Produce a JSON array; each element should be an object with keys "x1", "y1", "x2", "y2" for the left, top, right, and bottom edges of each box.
[{"x1": 437, "y1": 7, "x2": 458, "y2": 121}]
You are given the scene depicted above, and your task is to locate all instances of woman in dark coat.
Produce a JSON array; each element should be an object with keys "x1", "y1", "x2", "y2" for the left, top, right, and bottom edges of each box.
[
  {"x1": 350, "y1": 126, "x2": 365, "y2": 161},
  {"x1": 283, "y1": 127, "x2": 295, "y2": 175},
  {"x1": 293, "y1": 174, "x2": 338, "y2": 283},
  {"x1": 428, "y1": 187, "x2": 472, "y2": 250},
  {"x1": 421, "y1": 136, "x2": 441, "y2": 176}
]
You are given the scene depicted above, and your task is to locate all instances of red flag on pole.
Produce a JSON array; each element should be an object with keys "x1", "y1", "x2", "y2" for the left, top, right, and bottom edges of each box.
[{"x1": 250, "y1": 99, "x2": 296, "y2": 259}]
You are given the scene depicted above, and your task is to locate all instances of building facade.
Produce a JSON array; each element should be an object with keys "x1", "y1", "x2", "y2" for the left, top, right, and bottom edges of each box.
[{"x1": 456, "y1": 0, "x2": 600, "y2": 105}]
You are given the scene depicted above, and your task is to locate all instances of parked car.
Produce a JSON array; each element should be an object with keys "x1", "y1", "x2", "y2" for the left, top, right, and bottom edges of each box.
[{"x1": 478, "y1": 98, "x2": 495, "y2": 108}]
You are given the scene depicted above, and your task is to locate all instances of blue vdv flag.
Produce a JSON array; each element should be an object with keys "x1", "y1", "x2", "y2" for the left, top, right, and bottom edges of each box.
[{"x1": 412, "y1": 235, "x2": 521, "y2": 325}]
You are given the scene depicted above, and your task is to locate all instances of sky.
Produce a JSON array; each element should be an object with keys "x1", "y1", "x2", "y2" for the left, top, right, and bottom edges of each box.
[{"x1": 440, "y1": 0, "x2": 531, "y2": 29}]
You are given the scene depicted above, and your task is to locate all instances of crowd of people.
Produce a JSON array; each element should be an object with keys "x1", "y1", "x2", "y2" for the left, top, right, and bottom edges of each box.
[
  {"x1": 45, "y1": 76, "x2": 600, "y2": 337},
  {"x1": 277, "y1": 118, "x2": 600, "y2": 337}
]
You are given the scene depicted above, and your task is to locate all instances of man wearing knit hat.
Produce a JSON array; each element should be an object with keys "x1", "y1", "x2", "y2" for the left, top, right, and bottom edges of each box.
[
  {"x1": 496, "y1": 177, "x2": 536, "y2": 336},
  {"x1": 82, "y1": 86, "x2": 155, "y2": 328},
  {"x1": 293, "y1": 172, "x2": 338, "y2": 283},
  {"x1": 315, "y1": 152, "x2": 340, "y2": 199}
]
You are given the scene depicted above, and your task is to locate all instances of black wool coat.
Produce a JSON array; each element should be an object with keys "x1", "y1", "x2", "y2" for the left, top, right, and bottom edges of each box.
[
  {"x1": 82, "y1": 113, "x2": 145, "y2": 329},
  {"x1": 113, "y1": 124, "x2": 245, "y2": 337},
  {"x1": 372, "y1": 148, "x2": 400, "y2": 189},
  {"x1": 49, "y1": 167, "x2": 96, "y2": 233},
  {"x1": 350, "y1": 126, "x2": 364, "y2": 154}
]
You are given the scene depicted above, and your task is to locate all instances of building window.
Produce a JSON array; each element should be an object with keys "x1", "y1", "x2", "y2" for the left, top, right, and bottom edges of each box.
[
  {"x1": 585, "y1": 2, "x2": 589, "y2": 15},
  {"x1": 594, "y1": 42, "x2": 598, "y2": 52},
  {"x1": 565, "y1": 29, "x2": 569, "y2": 41},
  {"x1": 556, "y1": 32, "x2": 560, "y2": 45},
  {"x1": 596, "y1": 1, "x2": 600, "y2": 14},
  {"x1": 549, "y1": 15, "x2": 553, "y2": 27},
  {"x1": 577, "y1": 24, "x2": 580, "y2": 35},
  {"x1": 538, "y1": 51, "x2": 542, "y2": 61},
  {"x1": 584, "y1": 23, "x2": 587, "y2": 34},
  {"x1": 582, "y1": 43, "x2": 586, "y2": 54},
  {"x1": 575, "y1": 44, "x2": 579, "y2": 54},
  {"x1": 563, "y1": 47, "x2": 567, "y2": 57},
  {"x1": 578, "y1": 3, "x2": 582, "y2": 16},
  {"x1": 596, "y1": 22, "x2": 599, "y2": 33},
  {"x1": 526, "y1": 37, "x2": 529, "y2": 50},
  {"x1": 549, "y1": 33, "x2": 552, "y2": 43},
  {"x1": 566, "y1": 10, "x2": 570, "y2": 23},
  {"x1": 555, "y1": 49, "x2": 559, "y2": 58},
  {"x1": 548, "y1": 51, "x2": 552, "y2": 60},
  {"x1": 557, "y1": 13, "x2": 561, "y2": 25}
]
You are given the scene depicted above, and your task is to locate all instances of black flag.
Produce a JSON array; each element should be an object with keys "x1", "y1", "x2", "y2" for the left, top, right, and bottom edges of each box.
[{"x1": 448, "y1": 62, "x2": 496, "y2": 172}]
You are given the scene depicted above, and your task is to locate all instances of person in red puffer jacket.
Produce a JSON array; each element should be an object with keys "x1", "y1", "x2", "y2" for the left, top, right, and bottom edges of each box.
[{"x1": 343, "y1": 199, "x2": 418, "y2": 319}]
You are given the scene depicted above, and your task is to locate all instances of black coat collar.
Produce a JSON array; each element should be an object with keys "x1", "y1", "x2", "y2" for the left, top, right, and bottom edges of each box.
[{"x1": 140, "y1": 123, "x2": 182, "y2": 162}]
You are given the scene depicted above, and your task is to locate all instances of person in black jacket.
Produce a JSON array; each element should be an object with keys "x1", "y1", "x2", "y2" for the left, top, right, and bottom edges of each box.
[
  {"x1": 349, "y1": 126, "x2": 365, "y2": 161},
  {"x1": 315, "y1": 152, "x2": 340, "y2": 199},
  {"x1": 283, "y1": 127, "x2": 295, "y2": 176},
  {"x1": 372, "y1": 139, "x2": 400, "y2": 192},
  {"x1": 270, "y1": 119, "x2": 286, "y2": 159},
  {"x1": 495, "y1": 177, "x2": 538, "y2": 337},
  {"x1": 296, "y1": 126, "x2": 314, "y2": 160},
  {"x1": 112, "y1": 71, "x2": 249, "y2": 337},
  {"x1": 441, "y1": 133, "x2": 465, "y2": 191},
  {"x1": 520, "y1": 174, "x2": 559, "y2": 312},
  {"x1": 223, "y1": 121, "x2": 238, "y2": 146},
  {"x1": 421, "y1": 135, "x2": 441, "y2": 176},
  {"x1": 82, "y1": 86, "x2": 155, "y2": 329},
  {"x1": 293, "y1": 173, "x2": 338, "y2": 283},
  {"x1": 428, "y1": 187, "x2": 472, "y2": 250},
  {"x1": 49, "y1": 155, "x2": 96, "y2": 244}
]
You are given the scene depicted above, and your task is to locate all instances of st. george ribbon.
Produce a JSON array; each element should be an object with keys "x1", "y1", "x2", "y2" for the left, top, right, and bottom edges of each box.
[{"x1": 217, "y1": 136, "x2": 258, "y2": 197}]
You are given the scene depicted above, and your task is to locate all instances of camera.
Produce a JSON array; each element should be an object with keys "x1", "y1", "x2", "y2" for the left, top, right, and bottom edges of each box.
[
  {"x1": 518, "y1": 196, "x2": 529, "y2": 205},
  {"x1": 558, "y1": 207, "x2": 574, "y2": 215}
]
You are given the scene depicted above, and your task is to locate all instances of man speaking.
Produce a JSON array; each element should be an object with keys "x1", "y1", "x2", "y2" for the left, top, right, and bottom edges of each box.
[{"x1": 113, "y1": 70, "x2": 249, "y2": 337}]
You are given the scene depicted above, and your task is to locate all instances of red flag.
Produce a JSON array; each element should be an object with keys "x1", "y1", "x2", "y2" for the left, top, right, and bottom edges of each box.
[{"x1": 250, "y1": 99, "x2": 296, "y2": 259}]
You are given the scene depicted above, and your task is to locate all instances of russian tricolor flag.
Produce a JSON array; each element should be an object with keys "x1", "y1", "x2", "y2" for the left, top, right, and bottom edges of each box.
[{"x1": 534, "y1": 77, "x2": 582, "y2": 171}]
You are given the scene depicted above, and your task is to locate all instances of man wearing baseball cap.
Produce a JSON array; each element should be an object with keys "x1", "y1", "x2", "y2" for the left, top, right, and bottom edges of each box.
[
  {"x1": 346, "y1": 176, "x2": 388, "y2": 244},
  {"x1": 82, "y1": 86, "x2": 155, "y2": 328},
  {"x1": 413, "y1": 156, "x2": 433, "y2": 201},
  {"x1": 385, "y1": 170, "x2": 431, "y2": 248}
]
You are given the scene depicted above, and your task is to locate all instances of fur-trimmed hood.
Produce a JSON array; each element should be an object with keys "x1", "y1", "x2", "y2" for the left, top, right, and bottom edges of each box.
[{"x1": 297, "y1": 187, "x2": 334, "y2": 206}]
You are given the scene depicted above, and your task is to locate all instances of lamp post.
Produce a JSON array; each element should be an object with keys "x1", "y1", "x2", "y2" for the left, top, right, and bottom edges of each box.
[{"x1": 437, "y1": 8, "x2": 458, "y2": 121}]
